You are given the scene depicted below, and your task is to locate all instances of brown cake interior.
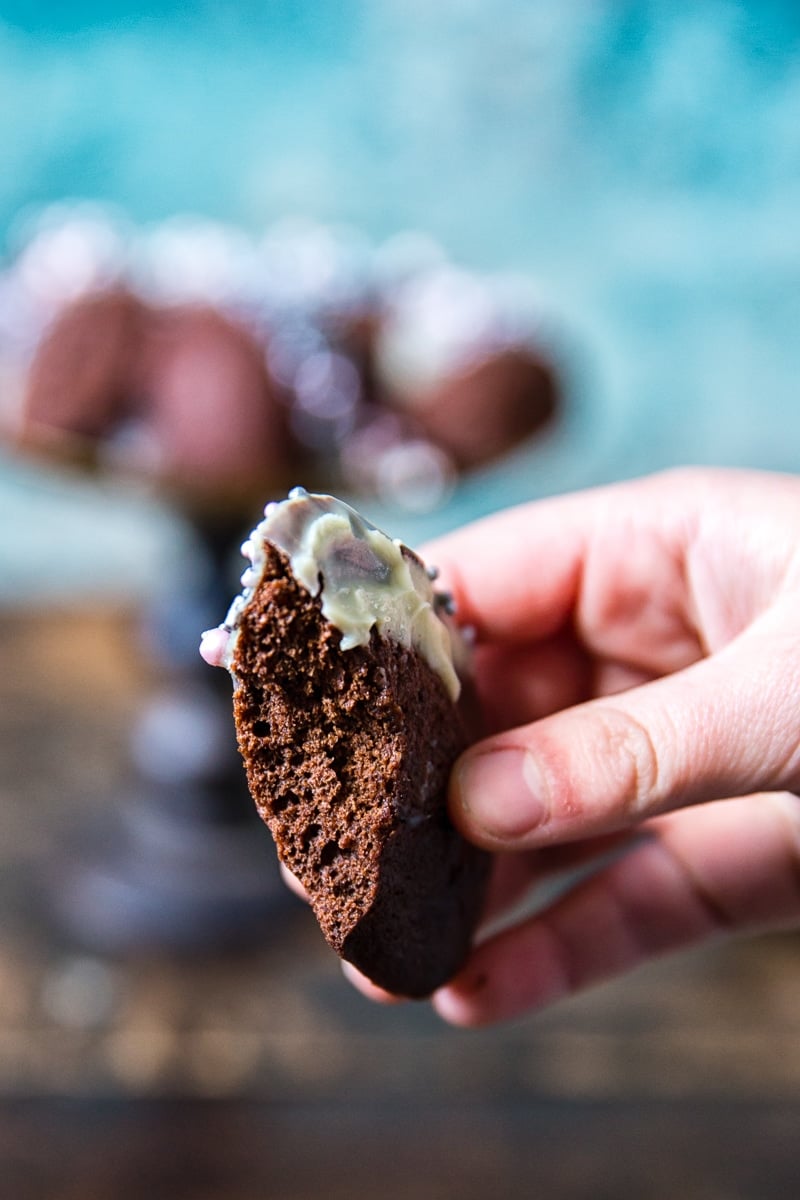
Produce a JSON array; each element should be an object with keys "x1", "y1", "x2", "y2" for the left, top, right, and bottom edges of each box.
[{"x1": 231, "y1": 544, "x2": 489, "y2": 997}]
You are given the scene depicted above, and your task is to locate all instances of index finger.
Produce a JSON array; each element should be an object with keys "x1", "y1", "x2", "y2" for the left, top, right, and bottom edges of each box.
[
  {"x1": 421, "y1": 478, "x2": 628, "y2": 644},
  {"x1": 424, "y1": 467, "x2": 800, "y2": 650},
  {"x1": 424, "y1": 475, "x2": 662, "y2": 648}
]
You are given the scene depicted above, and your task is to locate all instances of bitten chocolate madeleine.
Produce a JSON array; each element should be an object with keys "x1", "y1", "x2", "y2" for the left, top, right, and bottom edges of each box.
[{"x1": 201, "y1": 489, "x2": 489, "y2": 997}]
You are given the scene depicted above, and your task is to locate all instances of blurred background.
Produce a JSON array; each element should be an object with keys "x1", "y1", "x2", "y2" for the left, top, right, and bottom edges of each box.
[{"x1": 2, "y1": 2, "x2": 800, "y2": 1197}]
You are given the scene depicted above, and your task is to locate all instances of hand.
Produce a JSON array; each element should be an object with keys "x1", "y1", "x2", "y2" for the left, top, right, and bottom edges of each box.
[{"x1": 354, "y1": 468, "x2": 800, "y2": 1023}]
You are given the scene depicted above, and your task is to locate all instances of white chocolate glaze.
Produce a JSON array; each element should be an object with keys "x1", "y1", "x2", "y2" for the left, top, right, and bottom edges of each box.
[{"x1": 200, "y1": 487, "x2": 464, "y2": 701}]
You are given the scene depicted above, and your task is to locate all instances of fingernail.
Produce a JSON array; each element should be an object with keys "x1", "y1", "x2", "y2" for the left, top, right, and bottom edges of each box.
[{"x1": 453, "y1": 747, "x2": 549, "y2": 842}]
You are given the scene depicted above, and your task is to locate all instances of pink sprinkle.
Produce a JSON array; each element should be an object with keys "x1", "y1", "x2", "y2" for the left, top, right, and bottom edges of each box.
[{"x1": 199, "y1": 626, "x2": 230, "y2": 668}]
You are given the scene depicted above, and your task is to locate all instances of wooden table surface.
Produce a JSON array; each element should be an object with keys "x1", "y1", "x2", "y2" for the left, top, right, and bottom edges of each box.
[{"x1": 1, "y1": 609, "x2": 799, "y2": 1199}]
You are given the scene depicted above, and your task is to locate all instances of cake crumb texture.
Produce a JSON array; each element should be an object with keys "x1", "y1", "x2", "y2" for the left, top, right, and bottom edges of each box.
[{"x1": 231, "y1": 544, "x2": 488, "y2": 997}]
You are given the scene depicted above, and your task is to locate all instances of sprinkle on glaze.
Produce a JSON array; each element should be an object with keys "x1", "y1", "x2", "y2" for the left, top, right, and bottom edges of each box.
[{"x1": 200, "y1": 487, "x2": 464, "y2": 701}]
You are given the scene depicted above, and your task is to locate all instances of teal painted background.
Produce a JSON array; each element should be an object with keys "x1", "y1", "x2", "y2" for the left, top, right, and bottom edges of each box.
[{"x1": 1, "y1": 2, "x2": 799, "y2": 597}]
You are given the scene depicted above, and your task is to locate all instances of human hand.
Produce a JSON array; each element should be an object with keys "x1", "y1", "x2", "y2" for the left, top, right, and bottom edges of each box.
[{"x1": 351, "y1": 468, "x2": 800, "y2": 1023}]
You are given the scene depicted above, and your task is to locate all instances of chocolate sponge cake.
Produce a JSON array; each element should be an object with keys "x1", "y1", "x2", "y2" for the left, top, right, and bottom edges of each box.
[{"x1": 201, "y1": 489, "x2": 488, "y2": 997}]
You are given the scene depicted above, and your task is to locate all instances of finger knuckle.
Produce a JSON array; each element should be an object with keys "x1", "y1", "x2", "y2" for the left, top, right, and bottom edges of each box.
[{"x1": 593, "y1": 703, "x2": 663, "y2": 818}]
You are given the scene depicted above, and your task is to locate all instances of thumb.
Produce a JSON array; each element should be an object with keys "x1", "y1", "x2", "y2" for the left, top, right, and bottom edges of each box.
[{"x1": 450, "y1": 621, "x2": 800, "y2": 850}]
